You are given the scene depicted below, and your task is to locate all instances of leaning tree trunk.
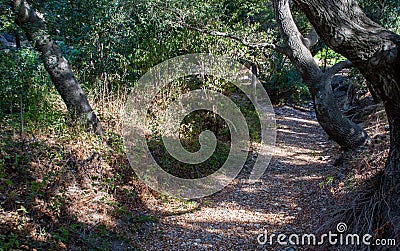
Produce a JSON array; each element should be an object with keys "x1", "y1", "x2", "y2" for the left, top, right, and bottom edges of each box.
[
  {"x1": 293, "y1": 0, "x2": 400, "y2": 236},
  {"x1": 273, "y1": 0, "x2": 369, "y2": 149},
  {"x1": 10, "y1": 0, "x2": 102, "y2": 135}
]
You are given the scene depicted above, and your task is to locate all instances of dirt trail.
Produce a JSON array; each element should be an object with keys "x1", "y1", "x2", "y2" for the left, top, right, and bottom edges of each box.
[{"x1": 135, "y1": 106, "x2": 338, "y2": 250}]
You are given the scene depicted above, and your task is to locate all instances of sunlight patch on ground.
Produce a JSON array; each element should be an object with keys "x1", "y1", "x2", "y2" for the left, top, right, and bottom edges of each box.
[
  {"x1": 165, "y1": 206, "x2": 295, "y2": 234},
  {"x1": 273, "y1": 144, "x2": 324, "y2": 163},
  {"x1": 281, "y1": 116, "x2": 319, "y2": 125},
  {"x1": 277, "y1": 128, "x2": 308, "y2": 135}
]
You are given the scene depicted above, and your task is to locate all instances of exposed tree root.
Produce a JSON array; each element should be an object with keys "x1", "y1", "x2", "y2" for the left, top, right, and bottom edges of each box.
[{"x1": 315, "y1": 172, "x2": 399, "y2": 250}]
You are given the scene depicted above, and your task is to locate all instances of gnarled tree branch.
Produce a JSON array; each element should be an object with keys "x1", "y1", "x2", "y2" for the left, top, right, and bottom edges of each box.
[
  {"x1": 325, "y1": 60, "x2": 352, "y2": 77},
  {"x1": 273, "y1": 0, "x2": 369, "y2": 149}
]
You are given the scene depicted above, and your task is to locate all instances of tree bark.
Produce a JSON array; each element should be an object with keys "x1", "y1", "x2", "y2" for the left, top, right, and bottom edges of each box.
[
  {"x1": 273, "y1": 0, "x2": 369, "y2": 149},
  {"x1": 293, "y1": 0, "x2": 400, "y2": 234},
  {"x1": 10, "y1": 0, "x2": 103, "y2": 135}
]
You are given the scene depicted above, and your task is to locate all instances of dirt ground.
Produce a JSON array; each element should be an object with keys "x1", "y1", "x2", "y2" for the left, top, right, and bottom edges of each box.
[{"x1": 134, "y1": 105, "x2": 340, "y2": 251}]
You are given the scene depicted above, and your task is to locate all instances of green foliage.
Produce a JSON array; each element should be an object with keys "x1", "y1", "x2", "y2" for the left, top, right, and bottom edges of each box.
[
  {"x1": 134, "y1": 214, "x2": 159, "y2": 223},
  {"x1": 314, "y1": 47, "x2": 347, "y2": 67},
  {"x1": 359, "y1": 0, "x2": 400, "y2": 32},
  {"x1": 0, "y1": 1, "x2": 13, "y2": 34},
  {"x1": 262, "y1": 53, "x2": 310, "y2": 104},
  {"x1": 1, "y1": 0, "x2": 396, "y2": 131},
  {"x1": 0, "y1": 232, "x2": 20, "y2": 250},
  {"x1": 0, "y1": 47, "x2": 65, "y2": 132},
  {"x1": 319, "y1": 175, "x2": 335, "y2": 189}
]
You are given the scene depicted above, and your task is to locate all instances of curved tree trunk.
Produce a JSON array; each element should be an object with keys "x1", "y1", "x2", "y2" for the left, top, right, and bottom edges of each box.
[
  {"x1": 10, "y1": 0, "x2": 103, "y2": 135},
  {"x1": 293, "y1": 0, "x2": 400, "y2": 235},
  {"x1": 181, "y1": 15, "x2": 369, "y2": 148},
  {"x1": 273, "y1": 0, "x2": 369, "y2": 149},
  {"x1": 314, "y1": 72, "x2": 370, "y2": 149}
]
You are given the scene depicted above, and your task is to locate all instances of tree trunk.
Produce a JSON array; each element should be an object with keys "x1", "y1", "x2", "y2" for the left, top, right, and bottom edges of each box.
[
  {"x1": 273, "y1": 0, "x2": 369, "y2": 149},
  {"x1": 313, "y1": 73, "x2": 370, "y2": 149},
  {"x1": 10, "y1": 0, "x2": 103, "y2": 135},
  {"x1": 293, "y1": 0, "x2": 400, "y2": 234}
]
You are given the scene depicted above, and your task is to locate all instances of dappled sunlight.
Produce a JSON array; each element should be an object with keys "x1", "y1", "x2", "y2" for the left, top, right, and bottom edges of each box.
[
  {"x1": 133, "y1": 105, "x2": 338, "y2": 249},
  {"x1": 1, "y1": 0, "x2": 396, "y2": 248},
  {"x1": 273, "y1": 143, "x2": 324, "y2": 163},
  {"x1": 277, "y1": 128, "x2": 309, "y2": 135},
  {"x1": 170, "y1": 206, "x2": 294, "y2": 227},
  {"x1": 283, "y1": 116, "x2": 319, "y2": 125}
]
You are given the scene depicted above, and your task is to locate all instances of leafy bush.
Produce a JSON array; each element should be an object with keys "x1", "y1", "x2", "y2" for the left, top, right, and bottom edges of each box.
[{"x1": 261, "y1": 53, "x2": 310, "y2": 104}]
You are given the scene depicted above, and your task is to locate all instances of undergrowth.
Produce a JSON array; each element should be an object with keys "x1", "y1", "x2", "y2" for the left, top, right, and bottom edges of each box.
[{"x1": 0, "y1": 49, "x2": 264, "y2": 249}]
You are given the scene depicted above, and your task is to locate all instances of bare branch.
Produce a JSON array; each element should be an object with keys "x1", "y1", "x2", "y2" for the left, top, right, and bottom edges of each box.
[{"x1": 325, "y1": 60, "x2": 352, "y2": 77}]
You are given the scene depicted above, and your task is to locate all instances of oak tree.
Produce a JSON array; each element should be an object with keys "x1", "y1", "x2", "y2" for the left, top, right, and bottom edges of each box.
[{"x1": 293, "y1": 0, "x2": 400, "y2": 235}]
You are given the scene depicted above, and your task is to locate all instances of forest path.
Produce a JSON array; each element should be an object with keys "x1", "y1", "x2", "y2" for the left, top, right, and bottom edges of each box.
[{"x1": 135, "y1": 105, "x2": 337, "y2": 250}]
